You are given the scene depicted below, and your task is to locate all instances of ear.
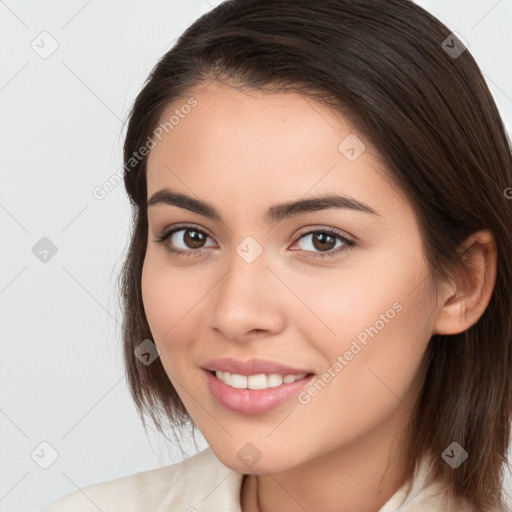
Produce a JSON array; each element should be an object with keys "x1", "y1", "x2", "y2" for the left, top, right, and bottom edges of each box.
[{"x1": 432, "y1": 230, "x2": 497, "y2": 336}]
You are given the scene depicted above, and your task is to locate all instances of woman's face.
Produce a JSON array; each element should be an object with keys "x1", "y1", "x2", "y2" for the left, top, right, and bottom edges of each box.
[{"x1": 142, "y1": 80, "x2": 439, "y2": 473}]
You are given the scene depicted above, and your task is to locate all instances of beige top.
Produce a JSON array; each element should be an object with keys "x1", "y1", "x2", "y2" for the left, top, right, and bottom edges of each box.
[{"x1": 42, "y1": 446, "x2": 473, "y2": 511}]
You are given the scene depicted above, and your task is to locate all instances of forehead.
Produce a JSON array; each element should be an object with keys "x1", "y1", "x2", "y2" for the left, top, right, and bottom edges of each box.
[
  {"x1": 148, "y1": 81, "x2": 370, "y2": 166},
  {"x1": 145, "y1": 81, "x2": 406, "y2": 220}
]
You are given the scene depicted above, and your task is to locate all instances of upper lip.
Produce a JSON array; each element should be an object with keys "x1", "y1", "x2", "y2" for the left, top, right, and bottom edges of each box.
[{"x1": 203, "y1": 357, "x2": 314, "y2": 376}]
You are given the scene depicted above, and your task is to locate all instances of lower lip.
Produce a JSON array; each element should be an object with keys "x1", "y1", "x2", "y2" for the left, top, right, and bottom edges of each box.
[{"x1": 203, "y1": 369, "x2": 315, "y2": 415}]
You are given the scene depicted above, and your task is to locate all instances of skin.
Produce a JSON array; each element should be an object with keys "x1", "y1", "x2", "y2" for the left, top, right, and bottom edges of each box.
[{"x1": 141, "y1": 80, "x2": 497, "y2": 512}]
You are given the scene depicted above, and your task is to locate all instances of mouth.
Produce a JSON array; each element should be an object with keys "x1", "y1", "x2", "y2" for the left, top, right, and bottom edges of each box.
[
  {"x1": 203, "y1": 369, "x2": 315, "y2": 415},
  {"x1": 207, "y1": 369, "x2": 313, "y2": 390}
]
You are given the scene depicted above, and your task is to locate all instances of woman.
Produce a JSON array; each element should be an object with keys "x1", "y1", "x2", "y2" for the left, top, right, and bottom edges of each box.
[{"x1": 44, "y1": 0, "x2": 512, "y2": 510}]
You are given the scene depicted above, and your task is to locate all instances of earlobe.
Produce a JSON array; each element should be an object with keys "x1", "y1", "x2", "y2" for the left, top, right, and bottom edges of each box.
[{"x1": 432, "y1": 230, "x2": 497, "y2": 336}]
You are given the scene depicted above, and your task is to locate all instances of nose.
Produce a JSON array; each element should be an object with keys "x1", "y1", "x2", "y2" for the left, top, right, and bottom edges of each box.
[{"x1": 209, "y1": 250, "x2": 286, "y2": 343}]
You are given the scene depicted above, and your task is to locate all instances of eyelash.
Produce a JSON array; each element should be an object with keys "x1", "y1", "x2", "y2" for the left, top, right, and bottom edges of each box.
[{"x1": 153, "y1": 223, "x2": 356, "y2": 259}]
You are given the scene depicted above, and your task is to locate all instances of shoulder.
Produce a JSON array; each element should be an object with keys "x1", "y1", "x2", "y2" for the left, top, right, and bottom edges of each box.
[
  {"x1": 385, "y1": 453, "x2": 497, "y2": 512},
  {"x1": 42, "y1": 446, "x2": 244, "y2": 512},
  {"x1": 41, "y1": 463, "x2": 176, "y2": 512}
]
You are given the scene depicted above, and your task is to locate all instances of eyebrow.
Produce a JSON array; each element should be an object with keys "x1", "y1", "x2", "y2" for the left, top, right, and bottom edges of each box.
[{"x1": 147, "y1": 187, "x2": 382, "y2": 223}]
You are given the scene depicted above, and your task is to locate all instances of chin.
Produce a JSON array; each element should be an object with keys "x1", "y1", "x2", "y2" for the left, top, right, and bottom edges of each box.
[{"x1": 210, "y1": 442, "x2": 301, "y2": 474}]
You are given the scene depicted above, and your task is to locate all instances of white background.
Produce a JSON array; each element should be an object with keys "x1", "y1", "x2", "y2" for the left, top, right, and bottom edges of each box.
[{"x1": 1, "y1": 1, "x2": 511, "y2": 510}]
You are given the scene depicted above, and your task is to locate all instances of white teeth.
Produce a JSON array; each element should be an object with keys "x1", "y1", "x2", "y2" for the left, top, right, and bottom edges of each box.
[
  {"x1": 247, "y1": 373, "x2": 267, "y2": 390},
  {"x1": 214, "y1": 371, "x2": 307, "y2": 389},
  {"x1": 267, "y1": 374, "x2": 283, "y2": 387},
  {"x1": 231, "y1": 373, "x2": 247, "y2": 389}
]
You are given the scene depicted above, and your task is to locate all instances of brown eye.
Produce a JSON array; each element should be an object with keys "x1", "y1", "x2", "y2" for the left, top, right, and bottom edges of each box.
[
  {"x1": 311, "y1": 232, "x2": 337, "y2": 251},
  {"x1": 155, "y1": 225, "x2": 216, "y2": 256},
  {"x1": 178, "y1": 228, "x2": 208, "y2": 249},
  {"x1": 294, "y1": 229, "x2": 355, "y2": 258},
  {"x1": 155, "y1": 225, "x2": 356, "y2": 259}
]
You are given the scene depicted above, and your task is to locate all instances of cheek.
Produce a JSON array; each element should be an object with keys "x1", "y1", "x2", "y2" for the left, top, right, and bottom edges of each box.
[
  {"x1": 141, "y1": 255, "x2": 169, "y2": 338},
  {"x1": 141, "y1": 253, "x2": 206, "y2": 372},
  {"x1": 141, "y1": 249, "x2": 191, "y2": 333},
  {"x1": 294, "y1": 244, "x2": 433, "y2": 401},
  {"x1": 141, "y1": 255, "x2": 184, "y2": 360},
  {"x1": 283, "y1": 249, "x2": 418, "y2": 347},
  {"x1": 322, "y1": 319, "x2": 428, "y2": 444}
]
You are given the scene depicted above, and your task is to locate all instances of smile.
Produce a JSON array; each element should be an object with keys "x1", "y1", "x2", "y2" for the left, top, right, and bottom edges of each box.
[
  {"x1": 213, "y1": 370, "x2": 308, "y2": 389},
  {"x1": 204, "y1": 369, "x2": 315, "y2": 415}
]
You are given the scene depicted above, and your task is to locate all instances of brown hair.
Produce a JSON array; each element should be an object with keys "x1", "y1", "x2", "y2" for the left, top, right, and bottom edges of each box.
[{"x1": 117, "y1": 1, "x2": 512, "y2": 509}]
